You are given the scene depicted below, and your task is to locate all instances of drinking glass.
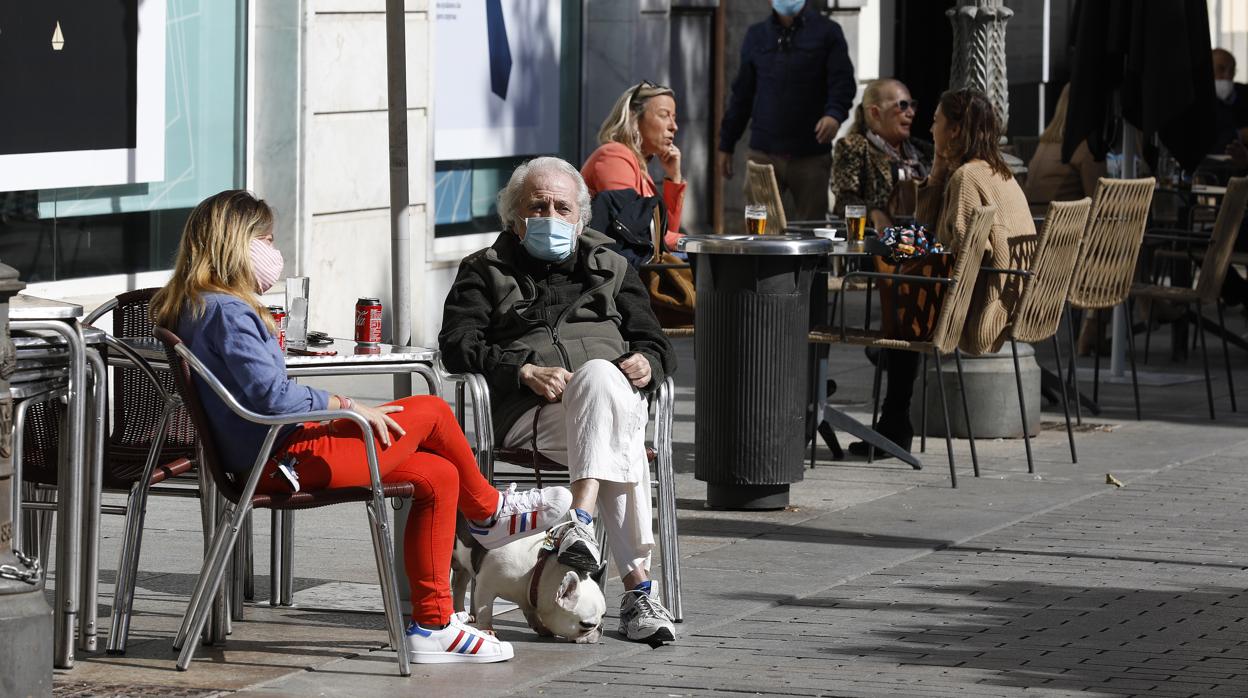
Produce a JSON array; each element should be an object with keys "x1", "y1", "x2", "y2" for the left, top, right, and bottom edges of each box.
[
  {"x1": 744, "y1": 204, "x2": 768, "y2": 235},
  {"x1": 844, "y1": 205, "x2": 867, "y2": 242}
]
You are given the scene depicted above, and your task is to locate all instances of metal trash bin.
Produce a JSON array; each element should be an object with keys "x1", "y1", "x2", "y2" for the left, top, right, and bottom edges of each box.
[{"x1": 679, "y1": 234, "x2": 831, "y2": 509}]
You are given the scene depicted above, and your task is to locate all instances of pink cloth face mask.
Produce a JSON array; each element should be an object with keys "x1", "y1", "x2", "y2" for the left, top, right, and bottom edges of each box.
[{"x1": 249, "y1": 238, "x2": 284, "y2": 293}]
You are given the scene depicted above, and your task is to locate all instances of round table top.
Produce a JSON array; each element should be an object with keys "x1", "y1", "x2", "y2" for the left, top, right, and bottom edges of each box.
[{"x1": 679, "y1": 234, "x2": 833, "y2": 256}]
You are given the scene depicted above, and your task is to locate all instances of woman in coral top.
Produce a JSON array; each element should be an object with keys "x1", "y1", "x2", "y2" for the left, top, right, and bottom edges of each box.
[{"x1": 582, "y1": 81, "x2": 686, "y2": 263}]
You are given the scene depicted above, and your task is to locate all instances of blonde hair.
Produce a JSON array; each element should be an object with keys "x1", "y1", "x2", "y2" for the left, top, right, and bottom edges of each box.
[
  {"x1": 151, "y1": 189, "x2": 277, "y2": 333},
  {"x1": 851, "y1": 78, "x2": 904, "y2": 136},
  {"x1": 1039, "y1": 84, "x2": 1071, "y2": 144},
  {"x1": 596, "y1": 81, "x2": 677, "y2": 167}
]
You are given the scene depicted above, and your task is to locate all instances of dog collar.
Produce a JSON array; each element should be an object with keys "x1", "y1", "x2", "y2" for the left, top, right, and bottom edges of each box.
[{"x1": 527, "y1": 546, "x2": 555, "y2": 637}]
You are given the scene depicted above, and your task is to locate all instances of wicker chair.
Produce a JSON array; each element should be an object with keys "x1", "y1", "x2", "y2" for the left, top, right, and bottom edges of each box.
[
  {"x1": 444, "y1": 371, "x2": 683, "y2": 621},
  {"x1": 1065, "y1": 177, "x2": 1156, "y2": 421},
  {"x1": 992, "y1": 198, "x2": 1092, "y2": 474},
  {"x1": 809, "y1": 204, "x2": 997, "y2": 487},
  {"x1": 155, "y1": 327, "x2": 414, "y2": 675},
  {"x1": 1130, "y1": 176, "x2": 1248, "y2": 419}
]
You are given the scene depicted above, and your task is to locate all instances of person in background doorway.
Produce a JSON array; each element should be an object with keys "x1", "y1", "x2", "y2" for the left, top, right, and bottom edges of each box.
[{"x1": 718, "y1": 0, "x2": 856, "y2": 222}]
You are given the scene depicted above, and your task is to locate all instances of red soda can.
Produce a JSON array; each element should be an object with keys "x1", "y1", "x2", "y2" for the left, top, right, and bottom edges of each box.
[
  {"x1": 354, "y1": 297, "x2": 383, "y2": 344},
  {"x1": 268, "y1": 305, "x2": 287, "y2": 351}
]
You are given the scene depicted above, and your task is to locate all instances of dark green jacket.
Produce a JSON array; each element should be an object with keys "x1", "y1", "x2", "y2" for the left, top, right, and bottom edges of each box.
[{"x1": 439, "y1": 228, "x2": 676, "y2": 436}]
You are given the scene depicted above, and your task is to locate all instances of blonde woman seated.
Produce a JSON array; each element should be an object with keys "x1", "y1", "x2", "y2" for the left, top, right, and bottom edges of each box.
[{"x1": 831, "y1": 78, "x2": 932, "y2": 228}]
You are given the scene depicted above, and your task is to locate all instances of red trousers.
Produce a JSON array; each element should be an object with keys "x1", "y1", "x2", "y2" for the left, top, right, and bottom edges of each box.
[{"x1": 257, "y1": 395, "x2": 498, "y2": 625}]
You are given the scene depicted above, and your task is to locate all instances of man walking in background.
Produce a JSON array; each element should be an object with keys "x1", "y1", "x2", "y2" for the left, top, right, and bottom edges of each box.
[{"x1": 718, "y1": 0, "x2": 856, "y2": 222}]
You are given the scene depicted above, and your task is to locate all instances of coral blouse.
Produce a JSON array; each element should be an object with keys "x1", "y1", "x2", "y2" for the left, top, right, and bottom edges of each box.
[{"x1": 581, "y1": 142, "x2": 686, "y2": 252}]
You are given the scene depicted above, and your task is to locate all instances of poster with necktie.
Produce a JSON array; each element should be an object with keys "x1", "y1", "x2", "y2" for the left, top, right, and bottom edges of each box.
[
  {"x1": 0, "y1": 1, "x2": 166, "y2": 192},
  {"x1": 433, "y1": 0, "x2": 561, "y2": 161}
]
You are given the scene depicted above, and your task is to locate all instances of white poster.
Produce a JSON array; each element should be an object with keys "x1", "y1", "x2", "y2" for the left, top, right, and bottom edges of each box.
[
  {"x1": 0, "y1": 0, "x2": 166, "y2": 192},
  {"x1": 433, "y1": 0, "x2": 561, "y2": 161}
]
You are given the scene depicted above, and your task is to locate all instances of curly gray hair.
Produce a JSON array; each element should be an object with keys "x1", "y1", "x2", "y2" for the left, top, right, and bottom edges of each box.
[{"x1": 496, "y1": 156, "x2": 593, "y2": 233}]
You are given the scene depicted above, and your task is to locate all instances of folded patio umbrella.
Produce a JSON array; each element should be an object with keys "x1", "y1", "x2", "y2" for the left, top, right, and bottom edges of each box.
[{"x1": 1063, "y1": 0, "x2": 1216, "y2": 172}]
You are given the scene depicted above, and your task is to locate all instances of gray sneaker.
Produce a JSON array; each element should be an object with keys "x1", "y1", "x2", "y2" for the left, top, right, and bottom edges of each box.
[
  {"x1": 619, "y1": 589, "x2": 676, "y2": 644},
  {"x1": 554, "y1": 511, "x2": 602, "y2": 572}
]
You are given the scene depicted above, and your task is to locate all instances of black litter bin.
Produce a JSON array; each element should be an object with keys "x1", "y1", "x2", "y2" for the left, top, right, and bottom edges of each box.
[{"x1": 679, "y1": 234, "x2": 831, "y2": 509}]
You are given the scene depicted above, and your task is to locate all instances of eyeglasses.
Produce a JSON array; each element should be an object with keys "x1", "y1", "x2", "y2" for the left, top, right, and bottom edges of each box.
[
  {"x1": 629, "y1": 79, "x2": 665, "y2": 107},
  {"x1": 894, "y1": 99, "x2": 918, "y2": 113}
]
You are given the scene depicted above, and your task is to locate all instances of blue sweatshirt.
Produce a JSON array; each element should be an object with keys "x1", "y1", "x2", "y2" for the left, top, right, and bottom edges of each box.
[{"x1": 177, "y1": 293, "x2": 329, "y2": 474}]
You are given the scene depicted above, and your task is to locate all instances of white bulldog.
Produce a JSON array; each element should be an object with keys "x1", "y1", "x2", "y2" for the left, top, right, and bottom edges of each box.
[{"x1": 452, "y1": 522, "x2": 607, "y2": 643}]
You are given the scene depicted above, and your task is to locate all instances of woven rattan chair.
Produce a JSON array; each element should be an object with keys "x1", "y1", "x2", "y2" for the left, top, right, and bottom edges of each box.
[
  {"x1": 745, "y1": 161, "x2": 788, "y2": 234},
  {"x1": 1130, "y1": 177, "x2": 1248, "y2": 419},
  {"x1": 444, "y1": 371, "x2": 683, "y2": 621},
  {"x1": 809, "y1": 205, "x2": 998, "y2": 487},
  {"x1": 1065, "y1": 177, "x2": 1156, "y2": 421},
  {"x1": 991, "y1": 198, "x2": 1092, "y2": 474},
  {"x1": 155, "y1": 327, "x2": 414, "y2": 675}
]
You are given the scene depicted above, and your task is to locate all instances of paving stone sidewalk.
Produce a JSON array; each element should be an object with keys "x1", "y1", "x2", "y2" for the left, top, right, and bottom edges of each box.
[{"x1": 528, "y1": 451, "x2": 1248, "y2": 697}]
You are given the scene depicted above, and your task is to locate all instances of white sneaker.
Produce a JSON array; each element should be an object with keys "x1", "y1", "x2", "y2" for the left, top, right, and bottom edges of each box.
[
  {"x1": 619, "y1": 589, "x2": 676, "y2": 644},
  {"x1": 405, "y1": 612, "x2": 514, "y2": 664},
  {"x1": 553, "y1": 510, "x2": 602, "y2": 572},
  {"x1": 468, "y1": 483, "x2": 572, "y2": 550}
]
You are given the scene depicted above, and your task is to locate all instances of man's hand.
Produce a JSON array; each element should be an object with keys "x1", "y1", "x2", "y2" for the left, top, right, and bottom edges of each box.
[
  {"x1": 616, "y1": 353, "x2": 652, "y2": 388},
  {"x1": 717, "y1": 151, "x2": 735, "y2": 180},
  {"x1": 520, "y1": 363, "x2": 575, "y2": 402},
  {"x1": 814, "y1": 116, "x2": 840, "y2": 144},
  {"x1": 659, "y1": 144, "x2": 683, "y2": 184}
]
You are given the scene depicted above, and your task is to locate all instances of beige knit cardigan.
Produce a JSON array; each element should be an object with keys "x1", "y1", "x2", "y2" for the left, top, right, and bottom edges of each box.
[{"x1": 916, "y1": 160, "x2": 1038, "y2": 355}]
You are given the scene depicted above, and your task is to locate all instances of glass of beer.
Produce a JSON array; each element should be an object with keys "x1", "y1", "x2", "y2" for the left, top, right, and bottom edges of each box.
[
  {"x1": 844, "y1": 204, "x2": 867, "y2": 242},
  {"x1": 744, "y1": 204, "x2": 768, "y2": 235}
]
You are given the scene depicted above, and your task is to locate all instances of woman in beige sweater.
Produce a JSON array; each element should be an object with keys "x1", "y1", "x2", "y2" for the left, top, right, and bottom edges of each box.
[
  {"x1": 919, "y1": 88, "x2": 1037, "y2": 355},
  {"x1": 853, "y1": 88, "x2": 1035, "y2": 457}
]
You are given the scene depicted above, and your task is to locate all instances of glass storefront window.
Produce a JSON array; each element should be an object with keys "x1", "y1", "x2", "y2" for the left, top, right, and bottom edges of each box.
[{"x1": 0, "y1": 0, "x2": 246, "y2": 282}]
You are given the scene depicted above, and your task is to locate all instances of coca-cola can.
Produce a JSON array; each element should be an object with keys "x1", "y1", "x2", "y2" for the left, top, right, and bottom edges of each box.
[
  {"x1": 355, "y1": 297, "x2": 383, "y2": 344},
  {"x1": 268, "y1": 305, "x2": 287, "y2": 351}
]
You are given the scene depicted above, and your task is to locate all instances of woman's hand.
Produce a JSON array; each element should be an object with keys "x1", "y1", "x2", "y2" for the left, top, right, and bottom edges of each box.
[
  {"x1": 337, "y1": 398, "x2": 405, "y2": 448},
  {"x1": 616, "y1": 353, "x2": 652, "y2": 388},
  {"x1": 520, "y1": 363, "x2": 575, "y2": 402},
  {"x1": 659, "y1": 144, "x2": 683, "y2": 184}
]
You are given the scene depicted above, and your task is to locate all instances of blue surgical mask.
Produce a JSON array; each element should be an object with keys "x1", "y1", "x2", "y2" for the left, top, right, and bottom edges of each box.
[
  {"x1": 772, "y1": 0, "x2": 805, "y2": 17},
  {"x1": 521, "y1": 217, "x2": 577, "y2": 262}
]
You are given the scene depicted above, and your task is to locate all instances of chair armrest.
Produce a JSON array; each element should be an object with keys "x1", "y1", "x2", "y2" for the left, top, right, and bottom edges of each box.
[
  {"x1": 980, "y1": 267, "x2": 1033, "y2": 278},
  {"x1": 439, "y1": 369, "x2": 494, "y2": 476},
  {"x1": 83, "y1": 298, "x2": 118, "y2": 328}
]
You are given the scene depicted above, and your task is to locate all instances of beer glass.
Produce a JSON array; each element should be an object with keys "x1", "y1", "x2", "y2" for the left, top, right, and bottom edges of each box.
[
  {"x1": 844, "y1": 205, "x2": 867, "y2": 242},
  {"x1": 744, "y1": 204, "x2": 768, "y2": 235}
]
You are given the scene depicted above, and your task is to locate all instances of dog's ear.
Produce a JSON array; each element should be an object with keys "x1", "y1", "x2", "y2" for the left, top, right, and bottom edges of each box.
[
  {"x1": 556, "y1": 570, "x2": 580, "y2": 611},
  {"x1": 589, "y1": 562, "x2": 608, "y2": 585}
]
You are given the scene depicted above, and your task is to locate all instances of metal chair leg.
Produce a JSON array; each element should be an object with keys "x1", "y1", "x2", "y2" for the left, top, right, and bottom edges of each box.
[
  {"x1": 867, "y1": 357, "x2": 883, "y2": 463},
  {"x1": 1196, "y1": 299, "x2": 1216, "y2": 420},
  {"x1": 242, "y1": 511, "x2": 255, "y2": 602},
  {"x1": 931, "y1": 351, "x2": 957, "y2": 488},
  {"x1": 654, "y1": 378, "x2": 682, "y2": 621},
  {"x1": 953, "y1": 349, "x2": 978, "y2": 478},
  {"x1": 1143, "y1": 296, "x2": 1156, "y2": 364},
  {"x1": 365, "y1": 500, "x2": 412, "y2": 676},
  {"x1": 1051, "y1": 335, "x2": 1077, "y2": 464},
  {"x1": 269, "y1": 510, "x2": 284, "y2": 607},
  {"x1": 1124, "y1": 301, "x2": 1142, "y2": 421},
  {"x1": 1093, "y1": 309, "x2": 1102, "y2": 403},
  {"x1": 1216, "y1": 299, "x2": 1237, "y2": 412},
  {"x1": 920, "y1": 354, "x2": 928, "y2": 453},
  {"x1": 176, "y1": 501, "x2": 249, "y2": 671},
  {"x1": 1009, "y1": 339, "x2": 1035, "y2": 474},
  {"x1": 106, "y1": 484, "x2": 145, "y2": 655},
  {"x1": 1065, "y1": 305, "x2": 1084, "y2": 426},
  {"x1": 280, "y1": 511, "x2": 295, "y2": 606}
]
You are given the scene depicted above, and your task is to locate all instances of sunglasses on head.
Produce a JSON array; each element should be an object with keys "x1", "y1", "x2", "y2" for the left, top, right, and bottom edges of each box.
[{"x1": 630, "y1": 79, "x2": 666, "y2": 107}]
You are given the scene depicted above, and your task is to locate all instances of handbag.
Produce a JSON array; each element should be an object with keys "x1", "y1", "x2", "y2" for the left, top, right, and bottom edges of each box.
[
  {"x1": 640, "y1": 205, "x2": 696, "y2": 327},
  {"x1": 873, "y1": 252, "x2": 952, "y2": 341}
]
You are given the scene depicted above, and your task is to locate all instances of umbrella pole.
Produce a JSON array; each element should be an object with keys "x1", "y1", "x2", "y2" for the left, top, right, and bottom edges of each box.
[{"x1": 1110, "y1": 117, "x2": 1140, "y2": 379}]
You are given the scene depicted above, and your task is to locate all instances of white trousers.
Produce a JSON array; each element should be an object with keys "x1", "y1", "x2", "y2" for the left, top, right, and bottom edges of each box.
[{"x1": 504, "y1": 359, "x2": 653, "y2": 576}]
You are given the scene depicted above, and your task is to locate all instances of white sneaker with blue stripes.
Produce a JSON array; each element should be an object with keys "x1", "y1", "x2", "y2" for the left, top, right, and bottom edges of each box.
[
  {"x1": 406, "y1": 612, "x2": 514, "y2": 664},
  {"x1": 468, "y1": 483, "x2": 572, "y2": 550}
]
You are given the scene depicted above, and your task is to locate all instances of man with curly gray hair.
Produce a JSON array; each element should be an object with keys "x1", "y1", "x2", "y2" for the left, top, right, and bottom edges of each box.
[{"x1": 439, "y1": 156, "x2": 679, "y2": 644}]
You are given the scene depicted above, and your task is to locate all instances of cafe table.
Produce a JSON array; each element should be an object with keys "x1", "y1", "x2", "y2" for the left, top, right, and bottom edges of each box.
[{"x1": 10, "y1": 294, "x2": 105, "y2": 667}]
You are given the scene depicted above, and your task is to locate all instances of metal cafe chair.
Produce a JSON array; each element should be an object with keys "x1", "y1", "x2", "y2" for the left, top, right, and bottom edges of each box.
[
  {"x1": 443, "y1": 371, "x2": 683, "y2": 622},
  {"x1": 1130, "y1": 176, "x2": 1248, "y2": 419},
  {"x1": 154, "y1": 327, "x2": 414, "y2": 675},
  {"x1": 809, "y1": 204, "x2": 997, "y2": 488}
]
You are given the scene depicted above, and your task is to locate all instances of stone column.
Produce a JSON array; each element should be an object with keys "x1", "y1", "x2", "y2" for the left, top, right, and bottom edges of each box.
[{"x1": 946, "y1": 0, "x2": 1013, "y2": 131}]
